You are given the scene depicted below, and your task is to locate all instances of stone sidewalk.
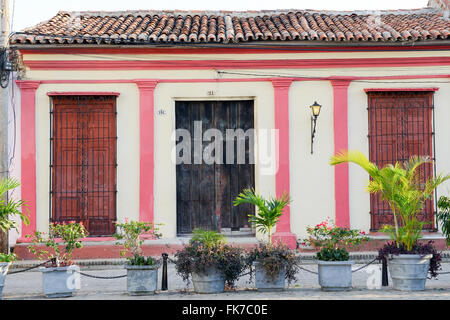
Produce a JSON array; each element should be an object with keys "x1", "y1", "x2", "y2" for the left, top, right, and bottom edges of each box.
[{"x1": 3, "y1": 260, "x2": 450, "y2": 300}]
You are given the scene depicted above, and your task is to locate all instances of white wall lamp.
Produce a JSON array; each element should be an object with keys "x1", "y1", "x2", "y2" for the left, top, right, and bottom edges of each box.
[{"x1": 310, "y1": 101, "x2": 322, "y2": 154}]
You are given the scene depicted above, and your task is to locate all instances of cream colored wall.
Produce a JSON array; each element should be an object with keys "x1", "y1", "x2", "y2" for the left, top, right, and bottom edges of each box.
[
  {"x1": 289, "y1": 81, "x2": 335, "y2": 239},
  {"x1": 34, "y1": 83, "x2": 140, "y2": 234},
  {"x1": 19, "y1": 49, "x2": 450, "y2": 240}
]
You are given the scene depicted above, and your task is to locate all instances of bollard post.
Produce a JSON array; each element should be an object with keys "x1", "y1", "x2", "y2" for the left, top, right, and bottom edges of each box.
[
  {"x1": 381, "y1": 257, "x2": 388, "y2": 286},
  {"x1": 161, "y1": 253, "x2": 168, "y2": 291}
]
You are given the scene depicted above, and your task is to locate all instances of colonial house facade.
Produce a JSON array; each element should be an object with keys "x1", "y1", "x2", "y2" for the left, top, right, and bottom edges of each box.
[{"x1": 8, "y1": 1, "x2": 450, "y2": 257}]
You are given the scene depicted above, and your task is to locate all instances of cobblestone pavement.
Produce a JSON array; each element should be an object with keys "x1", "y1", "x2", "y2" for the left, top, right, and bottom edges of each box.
[{"x1": 3, "y1": 261, "x2": 450, "y2": 300}]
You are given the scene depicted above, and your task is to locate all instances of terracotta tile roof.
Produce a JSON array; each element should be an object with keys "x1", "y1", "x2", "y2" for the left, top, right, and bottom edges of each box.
[{"x1": 10, "y1": 8, "x2": 450, "y2": 45}]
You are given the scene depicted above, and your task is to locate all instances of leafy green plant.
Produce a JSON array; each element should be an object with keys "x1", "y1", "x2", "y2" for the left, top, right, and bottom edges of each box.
[
  {"x1": 190, "y1": 228, "x2": 225, "y2": 248},
  {"x1": 302, "y1": 218, "x2": 369, "y2": 261},
  {"x1": 377, "y1": 241, "x2": 442, "y2": 279},
  {"x1": 330, "y1": 150, "x2": 450, "y2": 252},
  {"x1": 233, "y1": 188, "x2": 290, "y2": 243},
  {"x1": 26, "y1": 221, "x2": 88, "y2": 267},
  {"x1": 0, "y1": 253, "x2": 17, "y2": 263},
  {"x1": 234, "y1": 189, "x2": 298, "y2": 283},
  {"x1": 245, "y1": 242, "x2": 299, "y2": 285},
  {"x1": 0, "y1": 178, "x2": 29, "y2": 233},
  {"x1": 437, "y1": 195, "x2": 450, "y2": 246},
  {"x1": 0, "y1": 178, "x2": 29, "y2": 263},
  {"x1": 114, "y1": 219, "x2": 161, "y2": 266},
  {"x1": 174, "y1": 229, "x2": 246, "y2": 288}
]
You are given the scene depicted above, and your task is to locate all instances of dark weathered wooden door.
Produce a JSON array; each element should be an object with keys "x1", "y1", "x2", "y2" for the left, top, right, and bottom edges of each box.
[
  {"x1": 367, "y1": 91, "x2": 435, "y2": 231},
  {"x1": 175, "y1": 101, "x2": 255, "y2": 234},
  {"x1": 51, "y1": 96, "x2": 117, "y2": 236}
]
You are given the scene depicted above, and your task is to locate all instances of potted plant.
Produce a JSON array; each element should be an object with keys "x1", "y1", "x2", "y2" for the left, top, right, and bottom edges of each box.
[
  {"x1": 0, "y1": 178, "x2": 29, "y2": 299},
  {"x1": 234, "y1": 188, "x2": 299, "y2": 291},
  {"x1": 302, "y1": 218, "x2": 369, "y2": 291},
  {"x1": 26, "y1": 221, "x2": 88, "y2": 298},
  {"x1": 174, "y1": 228, "x2": 246, "y2": 294},
  {"x1": 437, "y1": 195, "x2": 450, "y2": 246},
  {"x1": 330, "y1": 150, "x2": 449, "y2": 291},
  {"x1": 114, "y1": 219, "x2": 161, "y2": 295}
]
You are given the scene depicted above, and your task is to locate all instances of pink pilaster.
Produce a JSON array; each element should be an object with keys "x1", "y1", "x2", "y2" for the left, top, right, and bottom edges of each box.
[
  {"x1": 16, "y1": 80, "x2": 40, "y2": 239},
  {"x1": 270, "y1": 78, "x2": 297, "y2": 249},
  {"x1": 331, "y1": 79, "x2": 352, "y2": 228},
  {"x1": 135, "y1": 80, "x2": 158, "y2": 224}
]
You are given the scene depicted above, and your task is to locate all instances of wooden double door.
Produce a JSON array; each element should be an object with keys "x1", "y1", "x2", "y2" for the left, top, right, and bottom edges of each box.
[
  {"x1": 175, "y1": 100, "x2": 255, "y2": 234},
  {"x1": 51, "y1": 96, "x2": 117, "y2": 236}
]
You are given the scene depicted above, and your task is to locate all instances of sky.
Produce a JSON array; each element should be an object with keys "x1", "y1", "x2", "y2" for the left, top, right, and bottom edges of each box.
[{"x1": 10, "y1": 0, "x2": 430, "y2": 32}]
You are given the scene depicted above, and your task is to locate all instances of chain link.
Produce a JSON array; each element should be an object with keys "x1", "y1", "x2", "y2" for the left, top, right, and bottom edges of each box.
[
  {"x1": 74, "y1": 270, "x2": 127, "y2": 279},
  {"x1": 6, "y1": 259, "x2": 55, "y2": 275}
]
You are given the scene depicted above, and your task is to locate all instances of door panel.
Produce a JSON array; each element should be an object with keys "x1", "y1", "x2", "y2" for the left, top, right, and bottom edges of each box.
[
  {"x1": 52, "y1": 96, "x2": 117, "y2": 236},
  {"x1": 175, "y1": 100, "x2": 255, "y2": 234},
  {"x1": 368, "y1": 92, "x2": 434, "y2": 231}
]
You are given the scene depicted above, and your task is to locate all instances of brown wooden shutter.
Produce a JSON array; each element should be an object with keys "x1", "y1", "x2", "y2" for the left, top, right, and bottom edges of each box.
[
  {"x1": 367, "y1": 91, "x2": 435, "y2": 231},
  {"x1": 51, "y1": 96, "x2": 117, "y2": 236}
]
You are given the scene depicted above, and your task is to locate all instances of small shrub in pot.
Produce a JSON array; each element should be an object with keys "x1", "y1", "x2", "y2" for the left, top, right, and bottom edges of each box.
[
  {"x1": 114, "y1": 219, "x2": 161, "y2": 295},
  {"x1": 303, "y1": 218, "x2": 369, "y2": 291},
  {"x1": 174, "y1": 229, "x2": 246, "y2": 293},
  {"x1": 234, "y1": 188, "x2": 299, "y2": 291},
  {"x1": 26, "y1": 221, "x2": 88, "y2": 298}
]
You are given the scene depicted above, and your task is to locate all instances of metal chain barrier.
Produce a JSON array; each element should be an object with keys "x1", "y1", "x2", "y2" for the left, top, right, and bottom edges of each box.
[
  {"x1": 297, "y1": 265, "x2": 318, "y2": 274},
  {"x1": 351, "y1": 258, "x2": 378, "y2": 273},
  {"x1": 6, "y1": 259, "x2": 55, "y2": 275},
  {"x1": 74, "y1": 270, "x2": 127, "y2": 279}
]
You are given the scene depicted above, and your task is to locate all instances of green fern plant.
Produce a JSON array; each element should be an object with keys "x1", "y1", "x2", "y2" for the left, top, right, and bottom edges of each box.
[
  {"x1": 233, "y1": 188, "x2": 290, "y2": 243},
  {"x1": 190, "y1": 228, "x2": 226, "y2": 248},
  {"x1": 437, "y1": 195, "x2": 450, "y2": 246},
  {"x1": 330, "y1": 150, "x2": 450, "y2": 252},
  {"x1": 0, "y1": 177, "x2": 29, "y2": 233}
]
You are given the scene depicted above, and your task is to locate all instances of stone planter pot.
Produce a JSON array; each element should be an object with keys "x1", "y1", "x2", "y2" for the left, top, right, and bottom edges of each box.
[
  {"x1": 253, "y1": 261, "x2": 286, "y2": 291},
  {"x1": 388, "y1": 254, "x2": 432, "y2": 291},
  {"x1": 0, "y1": 262, "x2": 11, "y2": 300},
  {"x1": 317, "y1": 260, "x2": 354, "y2": 291},
  {"x1": 40, "y1": 265, "x2": 80, "y2": 298},
  {"x1": 191, "y1": 267, "x2": 225, "y2": 294},
  {"x1": 125, "y1": 264, "x2": 158, "y2": 295}
]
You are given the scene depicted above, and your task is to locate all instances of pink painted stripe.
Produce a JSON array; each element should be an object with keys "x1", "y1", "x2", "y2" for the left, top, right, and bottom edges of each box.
[
  {"x1": 16, "y1": 80, "x2": 40, "y2": 237},
  {"x1": 331, "y1": 80, "x2": 351, "y2": 228},
  {"x1": 18, "y1": 45, "x2": 450, "y2": 56},
  {"x1": 135, "y1": 80, "x2": 158, "y2": 224},
  {"x1": 23, "y1": 56, "x2": 450, "y2": 70}
]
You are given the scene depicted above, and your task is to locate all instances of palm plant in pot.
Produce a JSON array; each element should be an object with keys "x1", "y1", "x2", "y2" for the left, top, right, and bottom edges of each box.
[
  {"x1": 330, "y1": 150, "x2": 449, "y2": 291},
  {"x1": 234, "y1": 188, "x2": 299, "y2": 291},
  {"x1": 0, "y1": 178, "x2": 29, "y2": 299},
  {"x1": 302, "y1": 218, "x2": 369, "y2": 291},
  {"x1": 114, "y1": 219, "x2": 161, "y2": 295},
  {"x1": 174, "y1": 228, "x2": 246, "y2": 294},
  {"x1": 26, "y1": 221, "x2": 88, "y2": 298}
]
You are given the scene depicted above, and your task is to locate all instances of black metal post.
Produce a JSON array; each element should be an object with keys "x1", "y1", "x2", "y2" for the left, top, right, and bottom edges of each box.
[
  {"x1": 382, "y1": 257, "x2": 389, "y2": 286},
  {"x1": 161, "y1": 253, "x2": 168, "y2": 291},
  {"x1": 311, "y1": 116, "x2": 318, "y2": 154}
]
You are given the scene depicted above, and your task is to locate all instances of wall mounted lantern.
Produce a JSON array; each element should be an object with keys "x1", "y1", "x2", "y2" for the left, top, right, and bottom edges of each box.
[{"x1": 310, "y1": 101, "x2": 322, "y2": 154}]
